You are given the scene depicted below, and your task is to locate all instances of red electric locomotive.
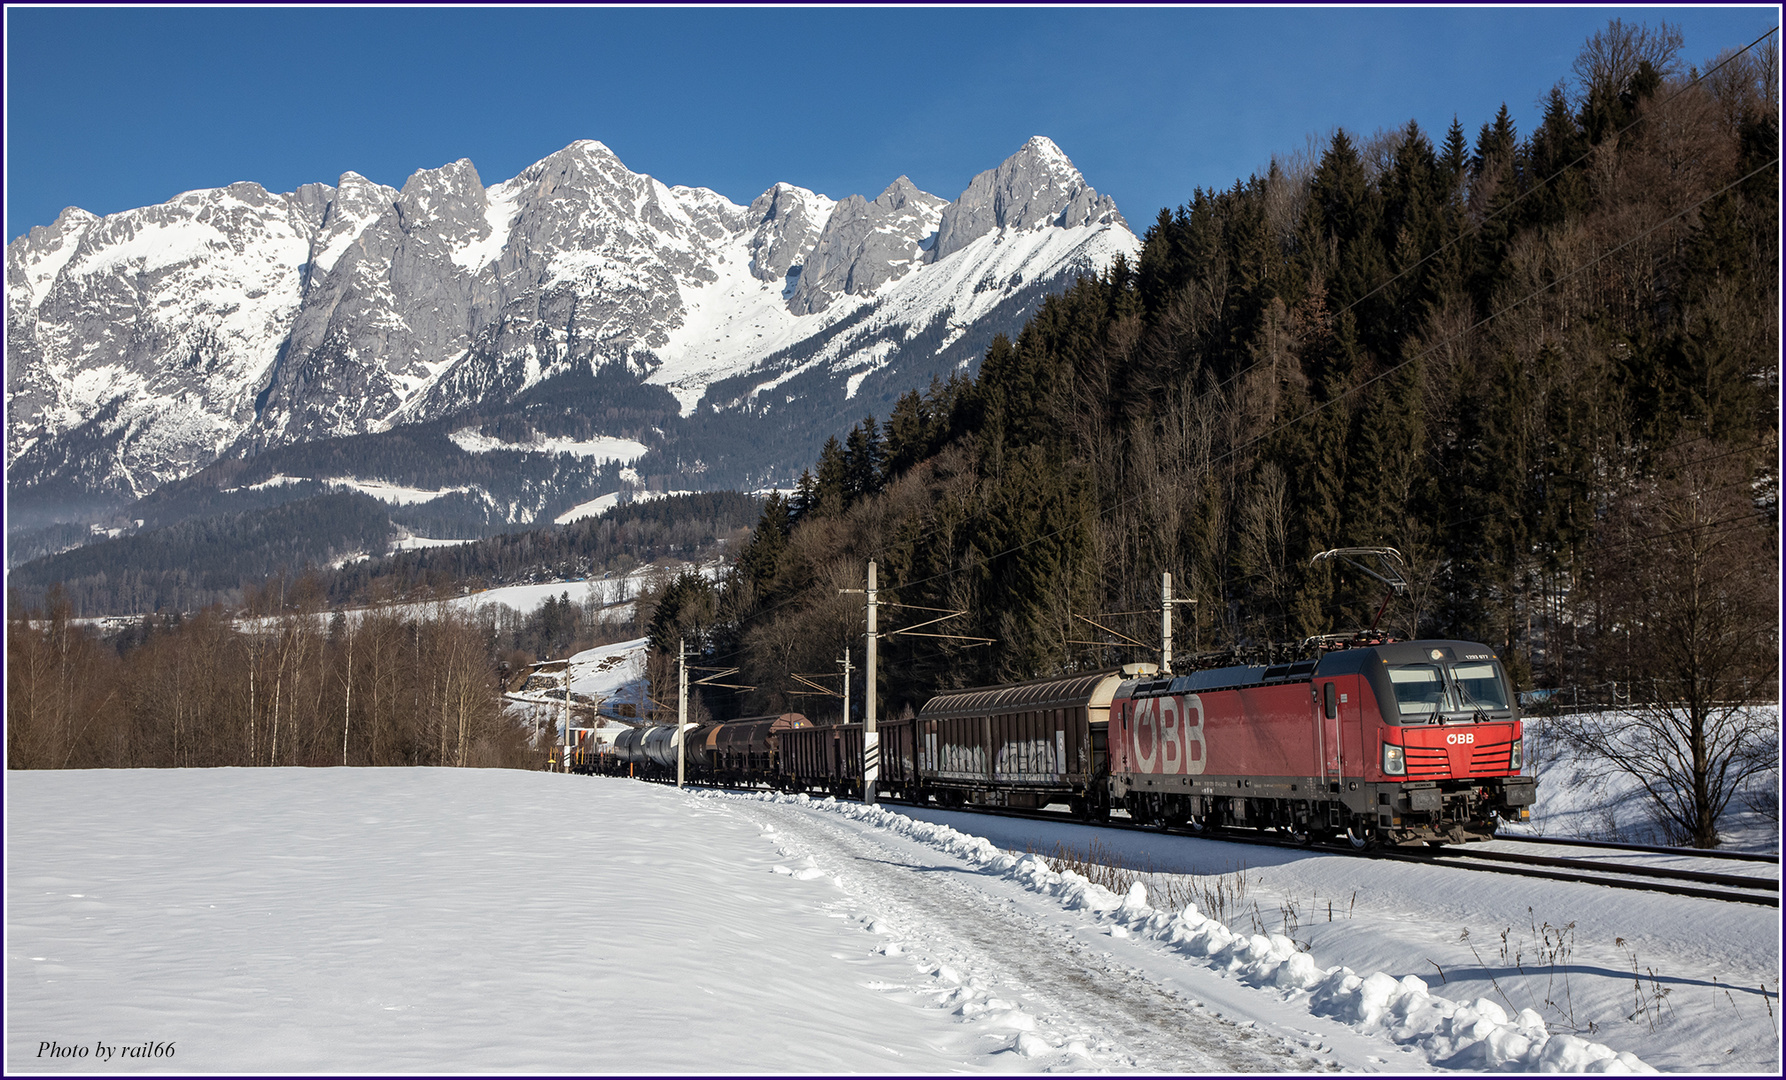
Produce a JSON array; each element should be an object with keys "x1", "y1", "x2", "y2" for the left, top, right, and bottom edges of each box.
[{"x1": 1108, "y1": 638, "x2": 1535, "y2": 847}]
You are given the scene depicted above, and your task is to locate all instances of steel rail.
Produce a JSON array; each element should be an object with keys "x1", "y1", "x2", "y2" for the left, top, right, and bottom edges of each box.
[
  {"x1": 1493, "y1": 834, "x2": 1780, "y2": 864},
  {"x1": 1423, "y1": 846, "x2": 1778, "y2": 891},
  {"x1": 872, "y1": 798, "x2": 1782, "y2": 906},
  {"x1": 1369, "y1": 849, "x2": 1780, "y2": 908}
]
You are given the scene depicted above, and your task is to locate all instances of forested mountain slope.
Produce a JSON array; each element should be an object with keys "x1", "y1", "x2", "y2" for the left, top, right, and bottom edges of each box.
[{"x1": 652, "y1": 24, "x2": 1779, "y2": 722}]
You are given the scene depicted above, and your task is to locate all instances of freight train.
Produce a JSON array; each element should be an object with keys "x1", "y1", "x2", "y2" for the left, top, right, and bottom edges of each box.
[{"x1": 581, "y1": 636, "x2": 1535, "y2": 849}]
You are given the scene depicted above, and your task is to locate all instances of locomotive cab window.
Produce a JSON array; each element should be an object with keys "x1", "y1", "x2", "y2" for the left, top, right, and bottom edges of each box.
[
  {"x1": 1387, "y1": 664, "x2": 1451, "y2": 718},
  {"x1": 1449, "y1": 661, "x2": 1510, "y2": 712}
]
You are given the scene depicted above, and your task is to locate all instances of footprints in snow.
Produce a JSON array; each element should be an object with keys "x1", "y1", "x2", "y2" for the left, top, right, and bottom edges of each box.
[{"x1": 755, "y1": 813, "x2": 1112, "y2": 1068}]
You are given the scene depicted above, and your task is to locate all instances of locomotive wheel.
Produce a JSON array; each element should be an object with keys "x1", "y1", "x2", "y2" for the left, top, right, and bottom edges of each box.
[
  {"x1": 1185, "y1": 813, "x2": 1212, "y2": 836},
  {"x1": 1343, "y1": 823, "x2": 1378, "y2": 851}
]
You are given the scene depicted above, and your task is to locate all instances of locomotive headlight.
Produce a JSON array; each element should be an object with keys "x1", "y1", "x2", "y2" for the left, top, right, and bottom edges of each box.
[
  {"x1": 1511, "y1": 738, "x2": 1522, "y2": 772},
  {"x1": 1382, "y1": 743, "x2": 1406, "y2": 776}
]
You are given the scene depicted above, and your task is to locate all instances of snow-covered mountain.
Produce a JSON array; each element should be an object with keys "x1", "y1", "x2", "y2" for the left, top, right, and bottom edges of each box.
[{"x1": 6, "y1": 136, "x2": 1136, "y2": 530}]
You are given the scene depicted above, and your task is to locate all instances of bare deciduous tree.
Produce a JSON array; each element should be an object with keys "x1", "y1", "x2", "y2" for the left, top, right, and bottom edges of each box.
[
  {"x1": 1571, "y1": 18, "x2": 1685, "y2": 103},
  {"x1": 1558, "y1": 446, "x2": 1778, "y2": 846}
]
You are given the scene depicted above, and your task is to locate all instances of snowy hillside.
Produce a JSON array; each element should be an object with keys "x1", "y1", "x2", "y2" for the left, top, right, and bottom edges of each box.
[{"x1": 505, "y1": 636, "x2": 651, "y2": 731}]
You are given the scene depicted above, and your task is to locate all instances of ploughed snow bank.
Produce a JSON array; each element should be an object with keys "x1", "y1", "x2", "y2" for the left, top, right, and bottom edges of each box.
[{"x1": 726, "y1": 791, "x2": 1657, "y2": 1074}]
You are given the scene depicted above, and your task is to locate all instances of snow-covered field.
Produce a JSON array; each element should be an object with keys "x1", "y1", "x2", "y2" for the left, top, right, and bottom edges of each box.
[
  {"x1": 7, "y1": 769, "x2": 1779, "y2": 1073},
  {"x1": 523, "y1": 637, "x2": 649, "y2": 704},
  {"x1": 420, "y1": 561, "x2": 724, "y2": 633},
  {"x1": 445, "y1": 429, "x2": 650, "y2": 462}
]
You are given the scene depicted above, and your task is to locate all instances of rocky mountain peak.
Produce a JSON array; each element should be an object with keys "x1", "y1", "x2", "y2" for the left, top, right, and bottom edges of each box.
[
  {"x1": 394, "y1": 159, "x2": 487, "y2": 236},
  {"x1": 786, "y1": 176, "x2": 950, "y2": 316},
  {"x1": 875, "y1": 175, "x2": 947, "y2": 214},
  {"x1": 7, "y1": 136, "x2": 1138, "y2": 524},
  {"x1": 747, "y1": 182, "x2": 832, "y2": 285},
  {"x1": 1019, "y1": 134, "x2": 1074, "y2": 168},
  {"x1": 7, "y1": 206, "x2": 99, "y2": 312},
  {"x1": 929, "y1": 136, "x2": 1127, "y2": 264}
]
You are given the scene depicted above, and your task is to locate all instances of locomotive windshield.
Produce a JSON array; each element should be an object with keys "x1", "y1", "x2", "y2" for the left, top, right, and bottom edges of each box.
[
  {"x1": 1450, "y1": 661, "x2": 1510, "y2": 710},
  {"x1": 1388, "y1": 665, "x2": 1450, "y2": 717},
  {"x1": 1385, "y1": 659, "x2": 1511, "y2": 720}
]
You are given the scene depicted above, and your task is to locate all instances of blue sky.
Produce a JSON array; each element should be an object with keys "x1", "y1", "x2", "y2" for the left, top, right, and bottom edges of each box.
[{"x1": 5, "y1": 5, "x2": 1778, "y2": 242}]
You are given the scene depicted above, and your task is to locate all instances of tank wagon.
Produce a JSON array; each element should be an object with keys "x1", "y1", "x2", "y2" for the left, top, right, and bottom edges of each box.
[
  {"x1": 606, "y1": 714, "x2": 812, "y2": 785},
  {"x1": 691, "y1": 713, "x2": 812, "y2": 786}
]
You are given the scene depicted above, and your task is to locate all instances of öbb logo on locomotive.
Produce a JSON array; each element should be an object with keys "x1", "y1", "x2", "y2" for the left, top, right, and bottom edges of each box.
[
  {"x1": 579, "y1": 636, "x2": 1536, "y2": 850},
  {"x1": 1129, "y1": 695, "x2": 1207, "y2": 776}
]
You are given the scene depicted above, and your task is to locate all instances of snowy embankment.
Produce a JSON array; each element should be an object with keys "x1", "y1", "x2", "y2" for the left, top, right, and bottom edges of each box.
[
  {"x1": 728, "y1": 793, "x2": 1668, "y2": 1073},
  {"x1": 504, "y1": 637, "x2": 650, "y2": 736}
]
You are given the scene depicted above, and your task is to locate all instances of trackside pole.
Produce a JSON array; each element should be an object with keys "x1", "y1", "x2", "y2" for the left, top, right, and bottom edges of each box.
[
  {"x1": 1161, "y1": 571, "x2": 1173, "y2": 675},
  {"x1": 677, "y1": 637, "x2": 687, "y2": 790},
  {"x1": 840, "y1": 653, "x2": 852, "y2": 726},
  {"x1": 863, "y1": 560, "x2": 878, "y2": 805}
]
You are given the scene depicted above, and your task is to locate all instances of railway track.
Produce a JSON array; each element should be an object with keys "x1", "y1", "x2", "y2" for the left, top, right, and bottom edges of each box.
[
  {"x1": 637, "y1": 776, "x2": 1781, "y2": 907},
  {"x1": 1369, "y1": 845, "x2": 1779, "y2": 907},
  {"x1": 877, "y1": 795, "x2": 1782, "y2": 908},
  {"x1": 1494, "y1": 833, "x2": 1781, "y2": 864}
]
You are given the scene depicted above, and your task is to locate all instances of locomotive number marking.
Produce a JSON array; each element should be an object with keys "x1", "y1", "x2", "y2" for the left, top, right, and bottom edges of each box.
[
  {"x1": 1132, "y1": 695, "x2": 1206, "y2": 776},
  {"x1": 1446, "y1": 732, "x2": 1475, "y2": 745}
]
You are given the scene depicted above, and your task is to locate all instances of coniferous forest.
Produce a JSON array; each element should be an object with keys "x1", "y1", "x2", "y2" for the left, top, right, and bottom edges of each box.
[
  {"x1": 651, "y1": 23, "x2": 1779, "y2": 724},
  {"x1": 8, "y1": 22, "x2": 1778, "y2": 773}
]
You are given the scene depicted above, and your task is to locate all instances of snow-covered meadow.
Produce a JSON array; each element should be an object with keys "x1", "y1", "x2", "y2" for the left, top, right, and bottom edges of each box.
[{"x1": 6, "y1": 768, "x2": 1779, "y2": 1073}]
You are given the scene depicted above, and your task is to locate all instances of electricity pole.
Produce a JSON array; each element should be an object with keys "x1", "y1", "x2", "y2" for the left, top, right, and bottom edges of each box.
[
  {"x1": 863, "y1": 560, "x2": 878, "y2": 804},
  {"x1": 1162, "y1": 571, "x2": 1174, "y2": 675},
  {"x1": 839, "y1": 653, "x2": 852, "y2": 727},
  {"x1": 1161, "y1": 571, "x2": 1195, "y2": 675},
  {"x1": 841, "y1": 559, "x2": 990, "y2": 803},
  {"x1": 677, "y1": 637, "x2": 688, "y2": 790}
]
